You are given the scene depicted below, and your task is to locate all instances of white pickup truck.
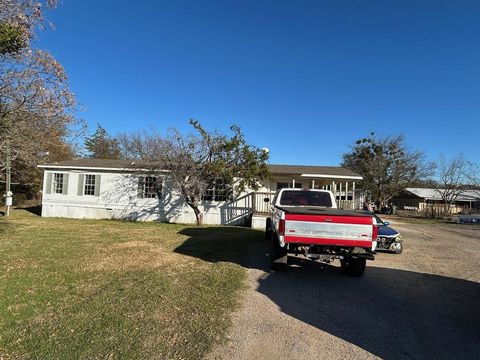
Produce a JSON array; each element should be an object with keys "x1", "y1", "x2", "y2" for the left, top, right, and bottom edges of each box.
[{"x1": 265, "y1": 188, "x2": 378, "y2": 276}]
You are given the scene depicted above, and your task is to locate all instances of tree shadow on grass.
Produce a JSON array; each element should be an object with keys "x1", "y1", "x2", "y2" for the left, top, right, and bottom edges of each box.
[
  {"x1": 20, "y1": 205, "x2": 42, "y2": 216},
  {"x1": 175, "y1": 227, "x2": 480, "y2": 359},
  {"x1": 176, "y1": 226, "x2": 265, "y2": 266}
]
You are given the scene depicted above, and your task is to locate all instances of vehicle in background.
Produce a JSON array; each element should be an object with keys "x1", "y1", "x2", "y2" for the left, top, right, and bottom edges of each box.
[
  {"x1": 265, "y1": 188, "x2": 378, "y2": 276},
  {"x1": 361, "y1": 211, "x2": 403, "y2": 254},
  {"x1": 457, "y1": 214, "x2": 480, "y2": 224}
]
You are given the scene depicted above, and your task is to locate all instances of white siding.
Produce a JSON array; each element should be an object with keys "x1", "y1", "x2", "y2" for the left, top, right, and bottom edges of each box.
[{"x1": 41, "y1": 169, "x2": 262, "y2": 225}]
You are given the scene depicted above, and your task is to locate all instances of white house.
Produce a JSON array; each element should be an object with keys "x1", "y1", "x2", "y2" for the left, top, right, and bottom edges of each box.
[{"x1": 38, "y1": 159, "x2": 363, "y2": 227}]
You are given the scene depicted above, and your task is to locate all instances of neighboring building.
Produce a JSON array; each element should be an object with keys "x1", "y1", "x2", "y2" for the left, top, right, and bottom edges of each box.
[
  {"x1": 38, "y1": 159, "x2": 363, "y2": 227},
  {"x1": 393, "y1": 187, "x2": 480, "y2": 213}
]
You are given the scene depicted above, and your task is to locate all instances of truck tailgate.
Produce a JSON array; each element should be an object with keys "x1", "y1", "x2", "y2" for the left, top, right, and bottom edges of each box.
[{"x1": 284, "y1": 213, "x2": 375, "y2": 247}]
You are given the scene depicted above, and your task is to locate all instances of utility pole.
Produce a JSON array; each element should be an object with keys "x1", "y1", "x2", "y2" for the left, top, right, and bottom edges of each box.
[{"x1": 5, "y1": 139, "x2": 12, "y2": 216}]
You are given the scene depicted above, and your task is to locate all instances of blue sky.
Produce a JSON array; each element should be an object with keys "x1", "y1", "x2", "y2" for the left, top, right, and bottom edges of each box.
[{"x1": 38, "y1": 0, "x2": 479, "y2": 165}]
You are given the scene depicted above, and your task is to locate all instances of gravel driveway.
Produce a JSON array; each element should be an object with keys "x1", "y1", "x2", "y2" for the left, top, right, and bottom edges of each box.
[{"x1": 207, "y1": 219, "x2": 480, "y2": 360}]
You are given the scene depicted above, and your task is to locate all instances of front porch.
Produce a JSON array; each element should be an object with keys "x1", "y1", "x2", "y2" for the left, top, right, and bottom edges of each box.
[
  {"x1": 247, "y1": 165, "x2": 363, "y2": 229},
  {"x1": 252, "y1": 182, "x2": 359, "y2": 215},
  {"x1": 250, "y1": 192, "x2": 358, "y2": 230},
  {"x1": 214, "y1": 165, "x2": 363, "y2": 228}
]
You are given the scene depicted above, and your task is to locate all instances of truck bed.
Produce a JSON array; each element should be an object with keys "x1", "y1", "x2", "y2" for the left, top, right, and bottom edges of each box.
[{"x1": 276, "y1": 206, "x2": 376, "y2": 248}]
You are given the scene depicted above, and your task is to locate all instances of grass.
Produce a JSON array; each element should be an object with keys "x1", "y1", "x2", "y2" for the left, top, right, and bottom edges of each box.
[{"x1": 0, "y1": 209, "x2": 262, "y2": 359}]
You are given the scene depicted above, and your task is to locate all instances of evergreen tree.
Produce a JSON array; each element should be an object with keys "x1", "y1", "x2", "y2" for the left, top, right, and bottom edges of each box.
[{"x1": 84, "y1": 124, "x2": 121, "y2": 159}]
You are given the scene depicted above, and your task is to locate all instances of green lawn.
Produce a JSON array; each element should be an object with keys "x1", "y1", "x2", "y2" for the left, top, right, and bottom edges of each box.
[{"x1": 0, "y1": 209, "x2": 262, "y2": 359}]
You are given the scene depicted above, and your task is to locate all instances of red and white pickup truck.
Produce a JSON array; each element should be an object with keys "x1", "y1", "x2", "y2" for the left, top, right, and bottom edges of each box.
[{"x1": 265, "y1": 188, "x2": 378, "y2": 276}]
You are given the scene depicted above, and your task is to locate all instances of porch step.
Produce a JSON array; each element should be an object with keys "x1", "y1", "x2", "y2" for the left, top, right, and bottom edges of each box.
[{"x1": 251, "y1": 214, "x2": 268, "y2": 229}]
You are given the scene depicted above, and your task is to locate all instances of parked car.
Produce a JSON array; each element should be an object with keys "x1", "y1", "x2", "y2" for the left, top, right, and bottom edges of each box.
[
  {"x1": 361, "y1": 211, "x2": 402, "y2": 254},
  {"x1": 457, "y1": 214, "x2": 480, "y2": 224}
]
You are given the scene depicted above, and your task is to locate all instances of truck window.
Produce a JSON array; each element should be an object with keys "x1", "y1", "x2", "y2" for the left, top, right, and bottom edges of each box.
[{"x1": 279, "y1": 190, "x2": 332, "y2": 207}]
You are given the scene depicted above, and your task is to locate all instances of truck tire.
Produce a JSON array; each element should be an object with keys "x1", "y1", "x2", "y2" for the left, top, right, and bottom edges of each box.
[
  {"x1": 271, "y1": 235, "x2": 288, "y2": 271},
  {"x1": 265, "y1": 218, "x2": 272, "y2": 241},
  {"x1": 341, "y1": 257, "x2": 366, "y2": 277}
]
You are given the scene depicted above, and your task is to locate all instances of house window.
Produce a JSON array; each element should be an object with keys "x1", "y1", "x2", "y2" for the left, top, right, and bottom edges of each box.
[
  {"x1": 53, "y1": 173, "x2": 64, "y2": 194},
  {"x1": 84, "y1": 174, "x2": 96, "y2": 196},
  {"x1": 203, "y1": 178, "x2": 232, "y2": 202},
  {"x1": 138, "y1": 176, "x2": 162, "y2": 198}
]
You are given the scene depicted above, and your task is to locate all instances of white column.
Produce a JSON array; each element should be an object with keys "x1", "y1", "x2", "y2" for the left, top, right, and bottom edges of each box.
[
  {"x1": 352, "y1": 181, "x2": 356, "y2": 208},
  {"x1": 339, "y1": 182, "x2": 343, "y2": 208},
  {"x1": 345, "y1": 182, "x2": 349, "y2": 208}
]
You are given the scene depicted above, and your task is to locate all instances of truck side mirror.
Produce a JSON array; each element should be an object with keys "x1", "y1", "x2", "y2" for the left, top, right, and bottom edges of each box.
[{"x1": 264, "y1": 198, "x2": 270, "y2": 203}]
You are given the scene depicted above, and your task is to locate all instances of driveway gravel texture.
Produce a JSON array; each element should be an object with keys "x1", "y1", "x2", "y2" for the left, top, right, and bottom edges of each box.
[{"x1": 207, "y1": 219, "x2": 480, "y2": 360}]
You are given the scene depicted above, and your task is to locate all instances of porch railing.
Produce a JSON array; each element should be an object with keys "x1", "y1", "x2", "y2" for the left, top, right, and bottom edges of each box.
[
  {"x1": 337, "y1": 200, "x2": 355, "y2": 210},
  {"x1": 252, "y1": 192, "x2": 275, "y2": 214},
  {"x1": 251, "y1": 193, "x2": 356, "y2": 214}
]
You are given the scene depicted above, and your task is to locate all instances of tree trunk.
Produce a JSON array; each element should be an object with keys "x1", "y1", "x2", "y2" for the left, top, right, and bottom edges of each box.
[
  {"x1": 192, "y1": 206, "x2": 203, "y2": 226},
  {"x1": 184, "y1": 200, "x2": 203, "y2": 226}
]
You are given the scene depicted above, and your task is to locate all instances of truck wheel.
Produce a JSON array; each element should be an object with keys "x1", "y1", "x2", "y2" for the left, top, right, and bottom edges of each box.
[
  {"x1": 271, "y1": 235, "x2": 288, "y2": 271},
  {"x1": 341, "y1": 257, "x2": 366, "y2": 277},
  {"x1": 265, "y1": 218, "x2": 272, "y2": 241}
]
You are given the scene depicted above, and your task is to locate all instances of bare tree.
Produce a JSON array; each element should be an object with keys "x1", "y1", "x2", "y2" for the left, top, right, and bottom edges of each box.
[
  {"x1": 465, "y1": 162, "x2": 480, "y2": 188},
  {"x1": 434, "y1": 155, "x2": 478, "y2": 214},
  {"x1": 118, "y1": 120, "x2": 270, "y2": 225}
]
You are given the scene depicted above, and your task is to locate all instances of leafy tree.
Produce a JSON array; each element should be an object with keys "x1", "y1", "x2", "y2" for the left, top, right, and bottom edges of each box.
[
  {"x1": 0, "y1": 22, "x2": 25, "y2": 54},
  {"x1": 0, "y1": 0, "x2": 57, "y2": 49},
  {"x1": 118, "y1": 120, "x2": 270, "y2": 225},
  {"x1": 2, "y1": 129, "x2": 75, "y2": 192},
  {"x1": 342, "y1": 133, "x2": 429, "y2": 207},
  {"x1": 84, "y1": 124, "x2": 121, "y2": 159}
]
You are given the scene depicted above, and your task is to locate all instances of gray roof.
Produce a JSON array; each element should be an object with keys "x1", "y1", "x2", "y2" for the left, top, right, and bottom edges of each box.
[
  {"x1": 38, "y1": 159, "x2": 362, "y2": 179},
  {"x1": 405, "y1": 187, "x2": 480, "y2": 201}
]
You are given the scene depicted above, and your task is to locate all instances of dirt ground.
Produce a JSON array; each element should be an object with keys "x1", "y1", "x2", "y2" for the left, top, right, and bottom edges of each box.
[{"x1": 207, "y1": 219, "x2": 480, "y2": 360}]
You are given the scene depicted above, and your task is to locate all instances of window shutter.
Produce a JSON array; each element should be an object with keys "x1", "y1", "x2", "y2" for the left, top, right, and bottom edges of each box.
[
  {"x1": 45, "y1": 172, "x2": 53, "y2": 194},
  {"x1": 156, "y1": 178, "x2": 162, "y2": 199},
  {"x1": 77, "y1": 174, "x2": 84, "y2": 196},
  {"x1": 94, "y1": 175, "x2": 101, "y2": 196},
  {"x1": 63, "y1": 173, "x2": 69, "y2": 195},
  {"x1": 137, "y1": 176, "x2": 145, "y2": 198}
]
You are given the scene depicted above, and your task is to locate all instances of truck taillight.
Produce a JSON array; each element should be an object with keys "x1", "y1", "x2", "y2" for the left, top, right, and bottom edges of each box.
[
  {"x1": 372, "y1": 218, "x2": 378, "y2": 240},
  {"x1": 278, "y1": 219, "x2": 285, "y2": 236}
]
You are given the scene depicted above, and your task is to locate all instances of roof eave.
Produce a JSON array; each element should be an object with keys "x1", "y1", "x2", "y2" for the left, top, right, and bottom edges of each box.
[{"x1": 37, "y1": 164, "x2": 170, "y2": 173}]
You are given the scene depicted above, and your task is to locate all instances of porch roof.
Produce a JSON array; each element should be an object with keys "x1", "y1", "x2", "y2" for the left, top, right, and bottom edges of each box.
[{"x1": 268, "y1": 164, "x2": 362, "y2": 180}]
